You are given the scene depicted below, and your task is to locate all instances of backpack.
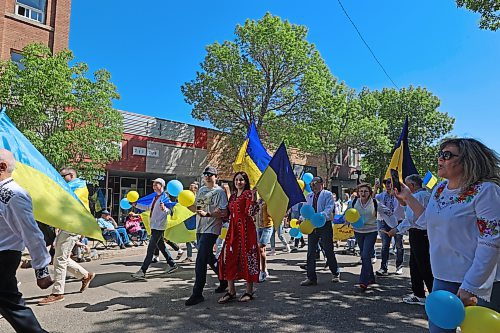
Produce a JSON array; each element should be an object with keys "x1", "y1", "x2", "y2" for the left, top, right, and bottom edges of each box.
[{"x1": 351, "y1": 197, "x2": 378, "y2": 217}]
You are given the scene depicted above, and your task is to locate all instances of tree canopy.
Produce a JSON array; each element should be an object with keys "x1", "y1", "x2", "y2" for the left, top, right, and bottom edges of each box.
[
  {"x1": 0, "y1": 43, "x2": 123, "y2": 182},
  {"x1": 456, "y1": 0, "x2": 500, "y2": 31}
]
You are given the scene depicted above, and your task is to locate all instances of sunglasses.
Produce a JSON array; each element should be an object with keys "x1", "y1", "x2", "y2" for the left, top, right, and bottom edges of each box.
[
  {"x1": 438, "y1": 150, "x2": 459, "y2": 160},
  {"x1": 203, "y1": 173, "x2": 215, "y2": 177},
  {"x1": 60, "y1": 173, "x2": 71, "y2": 177}
]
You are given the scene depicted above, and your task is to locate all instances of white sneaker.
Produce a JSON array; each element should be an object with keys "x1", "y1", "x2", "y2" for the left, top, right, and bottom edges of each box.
[
  {"x1": 131, "y1": 270, "x2": 146, "y2": 279},
  {"x1": 259, "y1": 271, "x2": 268, "y2": 282},
  {"x1": 403, "y1": 294, "x2": 425, "y2": 305},
  {"x1": 376, "y1": 269, "x2": 388, "y2": 276},
  {"x1": 268, "y1": 249, "x2": 276, "y2": 256},
  {"x1": 283, "y1": 245, "x2": 291, "y2": 253},
  {"x1": 165, "y1": 265, "x2": 179, "y2": 274},
  {"x1": 395, "y1": 266, "x2": 403, "y2": 275},
  {"x1": 371, "y1": 257, "x2": 377, "y2": 264},
  {"x1": 151, "y1": 256, "x2": 159, "y2": 263}
]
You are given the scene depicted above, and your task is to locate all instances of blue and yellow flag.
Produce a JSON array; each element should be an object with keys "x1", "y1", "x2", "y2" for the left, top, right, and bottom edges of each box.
[
  {"x1": 0, "y1": 110, "x2": 103, "y2": 240},
  {"x1": 68, "y1": 178, "x2": 90, "y2": 211},
  {"x1": 384, "y1": 117, "x2": 419, "y2": 183},
  {"x1": 233, "y1": 123, "x2": 272, "y2": 188},
  {"x1": 135, "y1": 192, "x2": 195, "y2": 243},
  {"x1": 423, "y1": 170, "x2": 438, "y2": 190},
  {"x1": 255, "y1": 142, "x2": 306, "y2": 228},
  {"x1": 91, "y1": 188, "x2": 106, "y2": 213}
]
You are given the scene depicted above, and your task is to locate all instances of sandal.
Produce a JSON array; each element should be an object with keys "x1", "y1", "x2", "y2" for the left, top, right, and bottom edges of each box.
[
  {"x1": 238, "y1": 292, "x2": 254, "y2": 302},
  {"x1": 217, "y1": 292, "x2": 236, "y2": 304}
]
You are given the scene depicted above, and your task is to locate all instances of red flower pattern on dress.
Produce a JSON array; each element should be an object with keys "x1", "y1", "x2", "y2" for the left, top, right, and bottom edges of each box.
[
  {"x1": 434, "y1": 181, "x2": 481, "y2": 208},
  {"x1": 476, "y1": 217, "x2": 499, "y2": 238}
]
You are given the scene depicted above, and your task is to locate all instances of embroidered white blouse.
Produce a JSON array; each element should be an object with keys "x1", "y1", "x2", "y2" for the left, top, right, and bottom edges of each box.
[{"x1": 416, "y1": 181, "x2": 500, "y2": 301}]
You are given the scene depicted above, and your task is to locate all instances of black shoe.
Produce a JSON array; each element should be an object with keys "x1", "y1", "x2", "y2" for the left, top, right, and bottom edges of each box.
[
  {"x1": 299, "y1": 243, "x2": 306, "y2": 248},
  {"x1": 185, "y1": 294, "x2": 205, "y2": 306},
  {"x1": 299, "y1": 264, "x2": 307, "y2": 270},
  {"x1": 215, "y1": 281, "x2": 228, "y2": 293}
]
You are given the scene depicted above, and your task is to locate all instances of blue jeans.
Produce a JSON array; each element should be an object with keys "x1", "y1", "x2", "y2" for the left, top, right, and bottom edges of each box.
[
  {"x1": 130, "y1": 229, "x2": 147, "y2": 241},
  {"x1": 306, "y1": 222, "x2": 339, "y2": 281},
  {"x1": 270, "y1": 224, "x2": 288, "y2": 249},
  {"x1": 104, "y1": 227, "x2": 130, "y2": 246},
  {"x1": 430, "y1": 279, "x2": 500, "y2": 332},
  {"x1": 193, "y1": 233, "x2": 224, "y2": 297},
  {"x1": 186, "y1": 241, "x2": 196, "y2": 258},
  {"x1": 354, "y1": 231, "x2": 378, "y2": 285},
  {"x1": 378, "y1": 220, "x2": 404, "y2": 271}
]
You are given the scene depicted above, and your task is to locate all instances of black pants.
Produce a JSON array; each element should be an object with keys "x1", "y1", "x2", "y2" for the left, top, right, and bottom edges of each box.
[
  {"x1": 141, "y1": 229, "x2": 175, "y2": 272},
  {"x1": 0, "y1": 250, "x2": 48, "y2": 333},
  {"x1": 153, "y1": 240, "x2": 179, "y2": 256},
  {"x1": 306, "y1": 222, "x2": 339, "y2": 281},
  {"x1": 409, "y1": 229, "x2": 434, "y2": 298},
  {"x1": 294, "y1": 236, "x2": 305, "y2": 247}
]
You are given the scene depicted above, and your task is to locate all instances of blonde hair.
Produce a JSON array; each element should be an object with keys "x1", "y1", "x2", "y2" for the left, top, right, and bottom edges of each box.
[{"x1": 440, "y1": 138, "x2": 500, "y2": 192}]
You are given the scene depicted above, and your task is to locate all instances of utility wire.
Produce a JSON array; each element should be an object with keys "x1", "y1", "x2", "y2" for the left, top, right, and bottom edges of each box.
[{"x1": 336, "y1": 0, "x2": 400, "y2": 90}]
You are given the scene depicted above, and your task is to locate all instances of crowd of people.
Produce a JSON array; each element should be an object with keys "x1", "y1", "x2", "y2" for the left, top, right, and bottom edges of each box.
[{"x1": 1, "y1": 137, "x2": 499, "y2": 333}]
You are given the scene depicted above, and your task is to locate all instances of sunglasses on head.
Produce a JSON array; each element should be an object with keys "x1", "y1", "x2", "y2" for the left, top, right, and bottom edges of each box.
[{"x1": 438, "y1": 150, "x2": 459, "y2": 160}]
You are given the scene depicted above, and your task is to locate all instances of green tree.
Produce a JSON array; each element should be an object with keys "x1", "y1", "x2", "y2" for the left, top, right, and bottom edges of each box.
[
  {"x1": 456, "y1": 0, "x2": 500, "y2": 31},
  {"x1": 0, "y1": 43, "x2": 123, "y2": 182},
  {"x1": 359, "y1": 86, "x2": 455, "y2": 183},
  {"x1": 181, "y1": 12, "x2": 325, "y2": 137},
  {"x1": 266, "y1": 55, "x2": 389, "y2": 187}
]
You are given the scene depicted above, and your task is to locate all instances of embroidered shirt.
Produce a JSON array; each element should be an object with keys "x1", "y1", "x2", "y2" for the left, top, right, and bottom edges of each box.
[
  {"x1": 416, "y1": 181, "x2": 500, "y2": 302},
  {"x1": 0, "y1": 178, "x2": 51, "y2": 270},
  {"x1": 375, "y1": 191, "x2": 405, "y2": 221}
]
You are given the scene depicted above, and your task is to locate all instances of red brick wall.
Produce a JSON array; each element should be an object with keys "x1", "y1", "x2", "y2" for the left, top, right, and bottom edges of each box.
[
  {"x1": 0, "y1": 0, "x2": 71, "y2": 60},
  {"x1": 107, "y1": 134, "x2": 147, "y2": 172}
]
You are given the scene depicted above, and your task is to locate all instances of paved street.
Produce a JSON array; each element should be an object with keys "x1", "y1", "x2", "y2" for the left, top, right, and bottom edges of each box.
[{"x1": 1, "y1": 243, "x2": 428, "y2": 333}]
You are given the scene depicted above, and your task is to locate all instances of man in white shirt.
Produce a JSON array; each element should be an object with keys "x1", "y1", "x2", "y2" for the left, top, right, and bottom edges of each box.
[
  {"x1": 131, "y1": 178, "x2": 178, "y2": 279},
  {"x1": 375, "y1": 178, "x2": 406, "y2": 276},
  {"x1": 0, "y1": 149, "x2": 53, "y2": 332}
]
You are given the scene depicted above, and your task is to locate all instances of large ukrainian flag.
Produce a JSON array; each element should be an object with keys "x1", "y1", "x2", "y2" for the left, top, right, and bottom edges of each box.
[
  {"x1": 255, "y1": 142, "x2": 306, "y2": 228},
  {"x1": 0, "y1": 110, "x2": 103, "y2": 240},
  {"x1": 233, "y1": 122, "x2": 271, "y2": 188},
  {"x1": 384, "y1": 117, "x2": 418, "y2": 183}
]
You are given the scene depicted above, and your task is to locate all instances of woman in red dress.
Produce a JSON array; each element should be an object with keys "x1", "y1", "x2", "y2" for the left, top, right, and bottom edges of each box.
[{"x1": 218, "y1": 171, "x2": 260, "y2": 303}]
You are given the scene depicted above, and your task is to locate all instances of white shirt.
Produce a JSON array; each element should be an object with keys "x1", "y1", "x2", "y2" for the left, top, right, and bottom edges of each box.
[
  {"x1": 397, "y1": 188, "x2": 431, "y2": 234},
  {"x1": 0, "y1": 178, "x2": 51, "y2": 270},
  {"x1": 135, "y1": 194, "x2": 171, "y2": 230},
  {"x1": 351, "y1": 197, "x2": 398, "y2": 233},
  {"x1": 375, "y1": 191, "x2": 405, "y2": 221},
  {"x1": 416, "y1": 181, "x2": 500, "y2": 302}
]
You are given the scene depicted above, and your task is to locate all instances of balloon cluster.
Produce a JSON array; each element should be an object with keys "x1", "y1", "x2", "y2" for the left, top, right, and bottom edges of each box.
[
  {"x1": 425, "y1": 290, "x2": 499, "y2": 332},
  {"x1": 121, "y1": 179, "x2": 196, "y2": 210},
  {"x1": 301, "y1": 173, "x2": 313, "y2": 194},
  {"x1": 344, "y1": 208, "x2": 365, "y2": 228}
]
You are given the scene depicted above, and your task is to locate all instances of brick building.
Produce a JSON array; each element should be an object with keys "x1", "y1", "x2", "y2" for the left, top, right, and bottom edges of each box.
[
  {"x1": 101, "y1": 110, "x2": 360, "y2": 222},
  {"x1": 0, "y1": 0, "x2": 71, "y2": 62}
]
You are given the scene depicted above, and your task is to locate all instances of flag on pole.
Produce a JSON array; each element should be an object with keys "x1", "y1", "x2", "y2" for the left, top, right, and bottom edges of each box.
[
  {"x1": 233, "y1": 122, "x2": 271, "y2": 188},
  {"x1": 423, "y1": 170, "x2": 438, "y2": 190},
  {"x1": 255, "y1": 142, "x2": 306, "y2": 228},
  {"x1": 384, "y1": 117, "x2": 419, "y2": 182},
  {"x1": 0, "y1": 109, "x2": 103, "y2": 240}
]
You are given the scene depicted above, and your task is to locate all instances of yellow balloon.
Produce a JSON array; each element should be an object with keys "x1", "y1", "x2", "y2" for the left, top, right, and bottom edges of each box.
[
  {"x1": 219, "y1": 227, "x2": 228, "y2": 240},
  {"x1": 345, "y1": 208, "x2": 361, "y2": 223},
  {"x1": 126, "y1": 191, "x2": 139, "y2": 203},
  {"x1": 178, "y1": 190, "x2": 195, "y2": 207},
  {"x1": 460, "y1": 306, "x2": 500, "y2": 333},
  {"x1": 299, "y1": 220, "x2": 315, "y2": 235},
  {"x1": 290, "y1": 219, "x2": 299, "y2": 228},
  {"x1": 297, "y1": 179, "x2": 305, "y2": 191}
]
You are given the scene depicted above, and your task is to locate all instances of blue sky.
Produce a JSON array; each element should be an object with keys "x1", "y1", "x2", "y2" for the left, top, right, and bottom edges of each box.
[{"x1": 70, "y1": 0, "x2": 499, "y2": 153}]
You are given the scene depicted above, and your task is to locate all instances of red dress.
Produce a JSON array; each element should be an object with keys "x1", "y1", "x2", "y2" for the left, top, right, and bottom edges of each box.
[{"x1": 218, "y1": 190, "x2": 260, "y2": 282}]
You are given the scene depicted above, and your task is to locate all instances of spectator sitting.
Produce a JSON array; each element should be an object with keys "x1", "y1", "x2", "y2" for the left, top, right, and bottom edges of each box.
[
  {"x1": 97, "y1": 210, "x2": 133, "y2": 249},
  {"x1": 125, "y1": 212, "x2": 148, "y2": 246},
  {"x1": 72, "y1": 236, "x2": 91, "y2": 262}
]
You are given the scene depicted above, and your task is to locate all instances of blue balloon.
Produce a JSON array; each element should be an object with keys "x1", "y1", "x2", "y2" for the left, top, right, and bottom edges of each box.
[
  {"x1": 120, "y1": 198, "x2": 131, "y2": 210},
  {"x1": 300, "y1": 205, "x2": 315, "y2": 219},
  {"x1": 311, "y1": 213, "x2": 326, "y2": 228},
  {"x1": 425, "y1": 290, "x2": 465, "y2": 329},
  {"x1": 351, "y1": 216, "x2": 365, "y2": 228},
  {"x1": 166, "y1": 180, "x2": 184, "y2": 197},
  {"x1": 289, "y1": 228, "x2": 302, "y2": 238},
  {"x1": 333, "y1": 214, "x2": 345, "y2": 224},
  {"x1": 305, "y1": 183, "x2": 312, "y2": 193},
  {"x1": 302, "y1": 173, "x2": 314, "y2": 185}
]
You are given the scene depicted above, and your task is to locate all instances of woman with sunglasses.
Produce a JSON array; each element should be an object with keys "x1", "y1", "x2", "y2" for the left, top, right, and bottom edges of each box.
[
  {"x1": 217, "y1": 171, "x2": 260, "y2": 303},
  {"x1": 395, "y1": 138, "x2": 500, "y2": 332}
]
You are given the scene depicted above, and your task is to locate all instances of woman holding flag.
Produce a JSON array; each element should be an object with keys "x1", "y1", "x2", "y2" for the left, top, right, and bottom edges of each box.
[{"x1": 218, "y1": 171, "x2": 260, "y2": 303}]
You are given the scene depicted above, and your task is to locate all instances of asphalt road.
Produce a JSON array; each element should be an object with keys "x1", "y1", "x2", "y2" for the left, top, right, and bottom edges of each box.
[{"x1": 1, "y1": 243, "x2": 428, "y2": 333}]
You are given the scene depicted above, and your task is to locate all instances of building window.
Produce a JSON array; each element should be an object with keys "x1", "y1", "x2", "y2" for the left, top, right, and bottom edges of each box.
[
  {"x1": 334, "y1": 150, "x2": 342, "y2": 165},
  {"x1": 348, "y1": 148, "x2": 357, "y2": 167},
  {"x1": 11, "y1": 51, "x2": 25, "y2": 70},
  {"x1": 15, "y1": 0, "x2": 47, "y2": 24}
]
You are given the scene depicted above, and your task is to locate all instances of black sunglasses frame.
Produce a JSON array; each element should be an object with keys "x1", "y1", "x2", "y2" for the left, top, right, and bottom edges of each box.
[{"x1": 438, "y1": 150, "x2": 459, "y2": 160}]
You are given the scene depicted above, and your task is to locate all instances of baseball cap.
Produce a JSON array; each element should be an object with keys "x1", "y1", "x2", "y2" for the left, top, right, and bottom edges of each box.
[
  {"x1": 203, "y1": 166, "x2": 218, "y2": 175},
  {"x1": 152, "y1": 178, "x2": 166, "y2": 187},
  {"x1": 101, "y1": 210, "x2": 110, "y2": 215}
]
